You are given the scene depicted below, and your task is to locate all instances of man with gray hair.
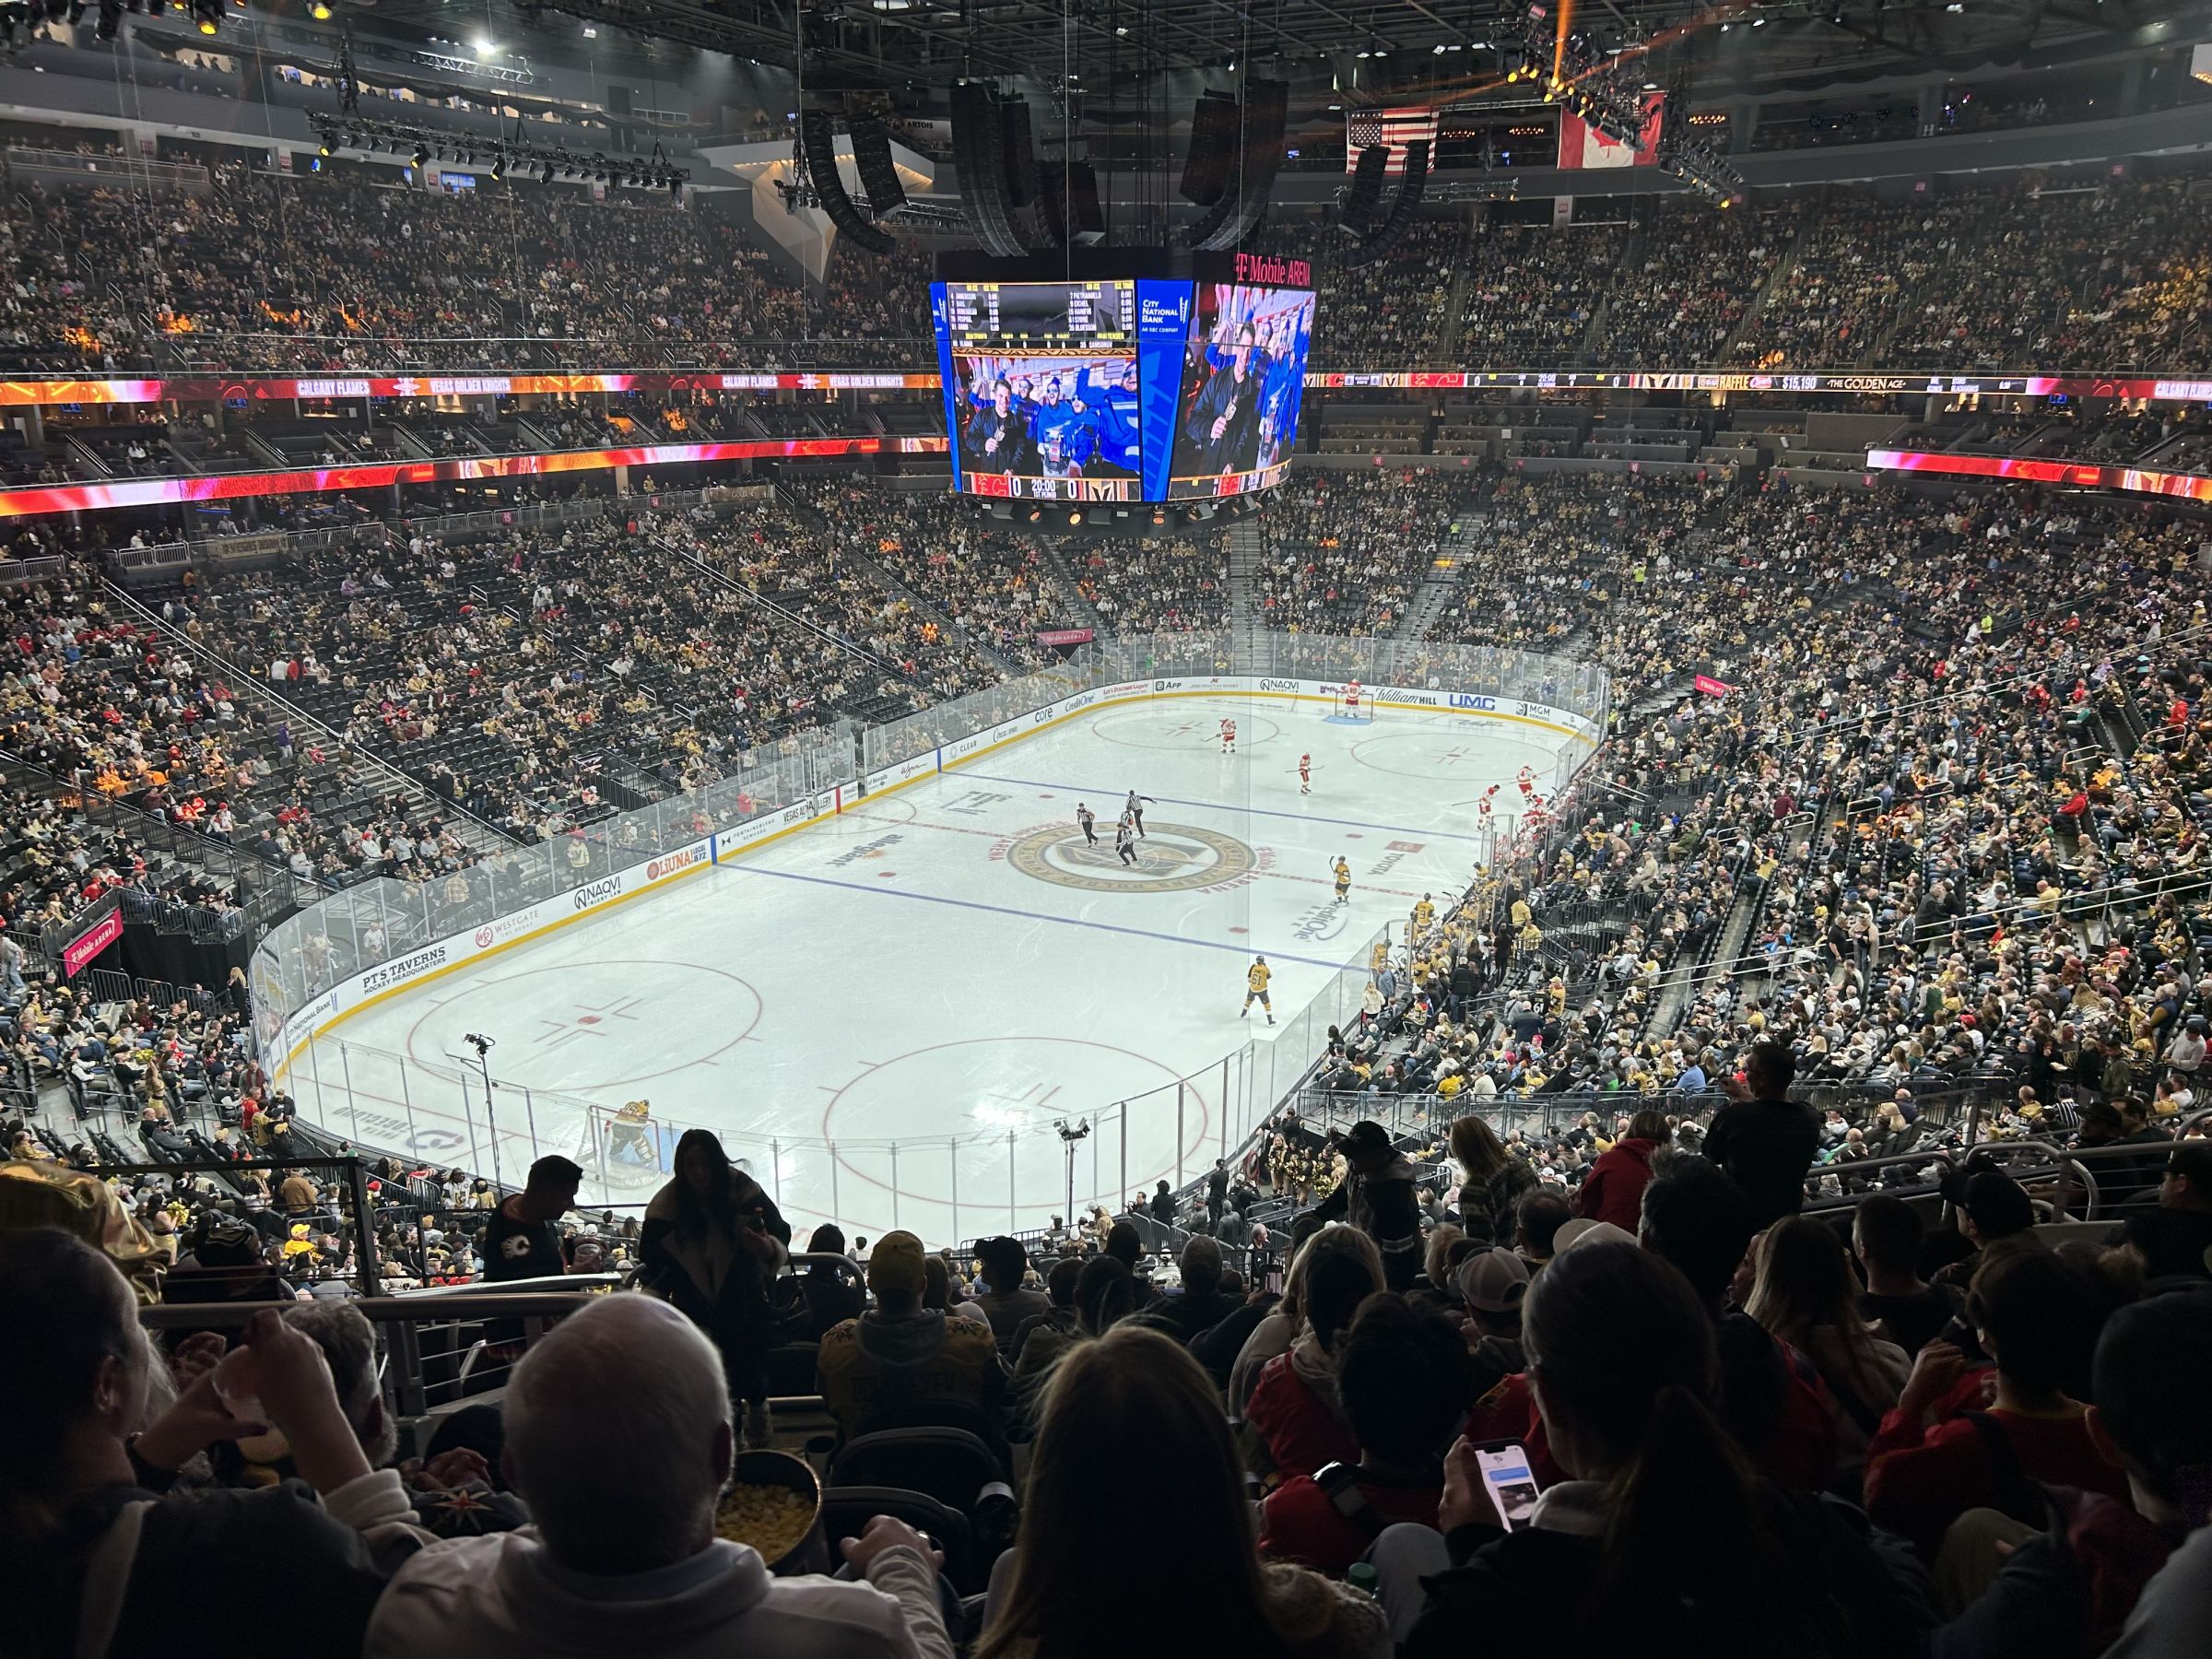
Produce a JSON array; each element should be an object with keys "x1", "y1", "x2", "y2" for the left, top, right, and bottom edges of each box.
[
  {"x1": 284, "y1": 1300, "x2": 400, "y2": 1471},
  {"x1": 366, "y1": 1294, "x2": 952, "y2": 1658}
]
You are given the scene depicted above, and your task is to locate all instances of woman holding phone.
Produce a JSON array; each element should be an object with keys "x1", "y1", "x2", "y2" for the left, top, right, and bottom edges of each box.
[{"x1": 1383, "y1": 1241, "x2": 1923, "y2": 1657}]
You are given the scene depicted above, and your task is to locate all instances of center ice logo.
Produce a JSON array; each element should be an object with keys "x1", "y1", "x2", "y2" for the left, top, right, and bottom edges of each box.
[{"x1": 1004, "y1": 821, "x2": 1257, "y2": 895}]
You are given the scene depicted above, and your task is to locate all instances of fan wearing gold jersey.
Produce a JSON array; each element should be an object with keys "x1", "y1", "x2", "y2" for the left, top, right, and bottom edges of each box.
[{"x1": 1241, "y1": 955, "x2": 1275, "y2": 1025}]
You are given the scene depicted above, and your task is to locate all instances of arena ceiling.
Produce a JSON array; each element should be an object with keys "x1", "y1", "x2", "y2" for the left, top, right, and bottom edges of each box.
[{"x1": 346, "y1": 0, "x2": 2212, "y2": 99}]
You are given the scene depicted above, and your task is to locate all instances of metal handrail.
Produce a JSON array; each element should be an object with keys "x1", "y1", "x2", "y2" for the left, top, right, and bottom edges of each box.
[
  {"x1": 137, "y1": 1291, "x2": 609, "y2": 1329},
  {"x1": 392, "y1": 1270, "x2": 623, "y2": 1299}
]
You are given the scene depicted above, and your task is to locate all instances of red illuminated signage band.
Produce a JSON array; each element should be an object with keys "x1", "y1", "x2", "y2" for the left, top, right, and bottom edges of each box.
[
  {"x1": 3, "y1": 367, "x2": 2209, "y2": 407},
  {"x1": 0, "y1": 436, "x2": 946, "y2": 518}
]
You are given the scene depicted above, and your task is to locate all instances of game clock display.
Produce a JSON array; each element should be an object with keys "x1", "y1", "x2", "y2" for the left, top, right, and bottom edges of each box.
[{"x1": 931, "y1": 258, "x2": 1313, "y2": 505}]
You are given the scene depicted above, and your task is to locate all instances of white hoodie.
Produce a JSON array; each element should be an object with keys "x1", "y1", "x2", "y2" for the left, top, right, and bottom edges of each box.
[{"x1": 366, "y1": 1530, "x2": 951, "y2": 1659}]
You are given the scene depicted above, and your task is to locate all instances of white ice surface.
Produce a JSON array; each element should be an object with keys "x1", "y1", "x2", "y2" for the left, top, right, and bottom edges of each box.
[{"x1": 293, "y1": 694, "x2": 1572, "y2": 1243}]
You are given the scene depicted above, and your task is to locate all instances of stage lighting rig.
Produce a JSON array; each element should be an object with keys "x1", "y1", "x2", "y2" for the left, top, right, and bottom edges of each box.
[
  {"x1": 311, "y1": 116, "x2": 689, "y2": 197},
  {"x1": 1655, "y1": 120, "x2": 1743, "y2": 206},
  {"x1": 1509, "y1": 5, "x2": 1653, "y2": 152}
]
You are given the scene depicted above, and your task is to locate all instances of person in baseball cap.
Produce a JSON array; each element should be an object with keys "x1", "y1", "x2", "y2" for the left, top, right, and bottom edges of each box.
[
  {"x1": 2161, "y1": 1139, "x2": 2212, "y2": 1213},
  {"x1": 1456, "y1": 1244, "x2": 1530, "y2": 1397},
  {"x1": 1550, "y1": 1218, "x2": 1640, "y2": 1255},
  {"x1": 1457, "y1": 1242, "x2": 1530, "y2": 1318},
  {"x1": 865, "y1": 1230, "x2": 928, "y2": 1298},
  {"x1": 1337, "y1": 1119, "x2": 1394, "y2": 1159},
  {"x1": 1938, "y1": 1167, "x2": 2037, "y2": 1241},
  {"x1": 1933, "y1": 1167, "x2": 2041, "y2": 1292}
]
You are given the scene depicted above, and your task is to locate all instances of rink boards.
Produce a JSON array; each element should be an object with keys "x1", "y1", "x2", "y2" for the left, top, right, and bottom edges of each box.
[{"x1": 265, "y1": 675, "x2": 1599, "y2": 1082}]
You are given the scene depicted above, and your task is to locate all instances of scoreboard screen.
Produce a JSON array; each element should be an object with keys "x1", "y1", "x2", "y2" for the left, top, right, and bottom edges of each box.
[
  {"x1": 937, "y1": 280, "x2": 1132, "y2": 347},
  {"x1": 930, "y1": 256, "x2": 1313, "y2": 507}
]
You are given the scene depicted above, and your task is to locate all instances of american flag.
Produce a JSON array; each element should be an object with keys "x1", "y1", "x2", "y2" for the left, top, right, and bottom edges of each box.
[{"x1": 1345, "y1": 106, "x2": 1440, "y2": 175}]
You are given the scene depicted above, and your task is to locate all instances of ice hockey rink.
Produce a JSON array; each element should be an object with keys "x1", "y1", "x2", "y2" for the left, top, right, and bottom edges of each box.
[{"x1": 290, "y1": 693, "x2": 1581, "y2": 1243}]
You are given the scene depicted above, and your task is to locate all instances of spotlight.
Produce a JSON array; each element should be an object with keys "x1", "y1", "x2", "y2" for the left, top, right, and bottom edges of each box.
[
  {"x1": 318, "y1": 137, "x2": 332, "y2": 157},
  {"x1": 310, "y1": 0, "x2": 329, "y2": 15},
  {"x1": 411, "y1": 146, "x2": 429, "y2": 167},
  {"x1": 541, "y1": 162, "x2": 556, "y2": 183},
  {"x1": 489, "y1": 156, "x2": 504, "y2": 181},
  {"x1": 1066, "y1": 509, "x2": 1082, "y2": 526}
]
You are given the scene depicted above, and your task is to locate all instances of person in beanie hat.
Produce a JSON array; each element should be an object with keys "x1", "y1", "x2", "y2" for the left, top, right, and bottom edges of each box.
[
  {"x1": 815, "y1": 1230, "x2": 1006, "y2": 1458},
  {"x1": 1312, "y1": 1121, "x2": 1422, "y2": 1292}
]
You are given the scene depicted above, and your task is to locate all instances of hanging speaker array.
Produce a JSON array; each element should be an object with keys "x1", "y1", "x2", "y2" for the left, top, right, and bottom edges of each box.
[
  {"x1": 1000, "y1": 97, "x2": 1041, "y2": 211},
  {"x1": 950, "y1": 82, "x2": 1030, "y2": 256},
  {"x1": 1340, "y1": 145, "x2": 1390, "y2": 238},
  {"x1": 1179, "y1": 90, "x2": 1240, "y2": 207},
  {"x1": 1181, "y1": 79, "x2": 1288, "y2": 251},
  {"x1": 1345, "y1": 139, "x2": 1430, "y2": 268},
  {"x1": 1038, "y1": 159, "x2": 1107, "y2": 246},
  {"x1": 800, "y1": 111, "x2": 896, "y2": 256},
  {"x1": 848, "y1": 115, "x2": 907, "y2": 217}
]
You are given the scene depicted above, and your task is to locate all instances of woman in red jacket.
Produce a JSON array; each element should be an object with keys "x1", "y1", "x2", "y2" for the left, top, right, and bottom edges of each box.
[
  {"x1": 1571, "y1": 1108, "x2": 1669, "y2": 1232},
  {"x1": 1864, "y1": 1246, "x2": 2128, "y2": 1554},
  {"x1": 1246, "y1": 1230, "x2": 1383, "y2": 1480}
]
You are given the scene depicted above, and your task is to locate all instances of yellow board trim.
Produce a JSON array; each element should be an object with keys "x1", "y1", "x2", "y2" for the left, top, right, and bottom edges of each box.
[
  {"x1": 275, "y1": 686, "x2": 1593, "y2": 1078},
  {"x1": 273, "y1": 806, "x2": 830, "y2": 1079}
]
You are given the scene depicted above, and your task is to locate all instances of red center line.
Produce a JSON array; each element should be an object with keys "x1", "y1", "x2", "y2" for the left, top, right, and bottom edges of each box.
[
  {"x1": 1260, "y1": 869, "x2": 1430, "y2": 900},
  {"x1": 850, "y1": 814, "x2": 1020, "y2": 841},
  {"x1": 851, "y1": 814, "x2": 1435, "y2": 899}
]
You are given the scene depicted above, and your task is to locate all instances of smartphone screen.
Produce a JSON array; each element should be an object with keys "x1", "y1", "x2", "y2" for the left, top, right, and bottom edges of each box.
[{"x1": 1476, "y1": 1442, "x2": 1539, "y2": 1531}]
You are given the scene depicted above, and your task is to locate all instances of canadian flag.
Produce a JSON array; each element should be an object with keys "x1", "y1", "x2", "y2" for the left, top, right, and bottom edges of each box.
[{"x1": 1557, "y1": 94, "x2": 1665, "y2": 169}]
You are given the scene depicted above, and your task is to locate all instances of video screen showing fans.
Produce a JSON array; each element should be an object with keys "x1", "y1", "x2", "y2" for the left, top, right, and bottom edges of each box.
[
  {"x1": 1166, "y1": 282, "x2": 1316, "y2": 500},
  {"x1": 944, "y1": 351, "x2": 1142, "y2": 501},
  {"x1": 933, "y1": 278, "x2": 1143, "y2": 502}
]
